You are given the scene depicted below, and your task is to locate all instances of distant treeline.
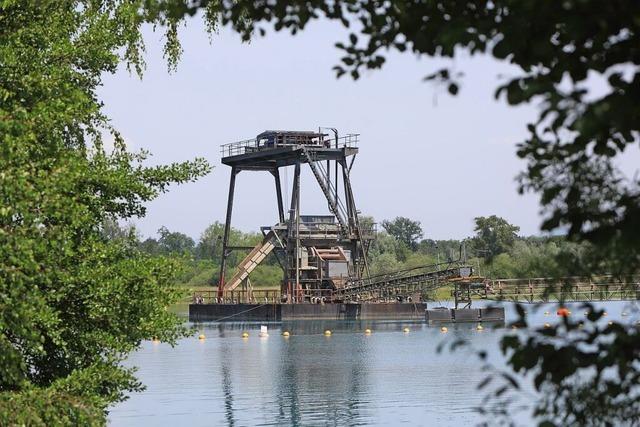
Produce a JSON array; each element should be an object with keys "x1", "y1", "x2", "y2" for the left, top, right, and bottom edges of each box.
[{"x1": 105, "y1": 215, "x2": 595, "y2": 288}]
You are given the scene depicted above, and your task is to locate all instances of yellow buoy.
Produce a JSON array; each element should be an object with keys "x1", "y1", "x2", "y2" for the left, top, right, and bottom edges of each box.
[
  {"x1": 241, "y1": 332, "x2": 249, "y2": 338},
  {"x1": 403, "y1": 327, "x2": 410, "y2": 333},
  {"x1": 324, "y1": 330, "x2": 332, "y2": 336},
  {"x1": 198, "y1": 334, "x2": 206, "y2": 340},
  {"x1": 608, "y1": 321, "x2": 613, "y2": 326},
  {"x1": 476, "y1": 324, "x2": 484, "y2": 331},
  {"x1": 440, "y1": 326, "x2": 448, "y2": 333},
  {"x1": 364, "y1": 329, "x2": 372, "y2": 335},
  {"x1": 578, "y1": 322, "x2": 584, "y2": 328},
  {"x1": 511, "y1": 325, "x2": 518, "y2": 329},
  {"x1": 603, "y1": 311, "x2": 608, "y2": 316},
  {"x1": 282, "y1": 331, "x2": 290, "y2": 337},
  {"x1": 544, "y1": 311, "x2": 550, "y2": 316},
  {"x1": 584, "y1": 311, "x2": 589, "y2": 316},
  {"x1": 543, "y1": 323, "x2": 551, "y2": 329}
]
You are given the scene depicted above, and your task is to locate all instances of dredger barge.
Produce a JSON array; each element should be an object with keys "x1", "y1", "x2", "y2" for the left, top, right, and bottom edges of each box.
[{"x1": 190, "y1": 129, "x2": 501, "y2": 323}]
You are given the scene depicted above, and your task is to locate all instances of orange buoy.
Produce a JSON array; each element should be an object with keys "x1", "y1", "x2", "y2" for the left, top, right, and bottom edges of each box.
[{"x1": 557, "y1": 307, "x2": 570, "y2": 317}]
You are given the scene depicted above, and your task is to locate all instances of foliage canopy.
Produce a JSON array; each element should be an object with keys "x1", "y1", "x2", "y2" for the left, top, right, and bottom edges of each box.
[
  {"x1": 471, "y1": 215, "x2": 521, "y2": 261},
  {"x1": 381, "y1": 217, "x2": 424, "y2": 251},
  {"x1": 1, "y1": 0, "x2": 210, "y2": 423}
]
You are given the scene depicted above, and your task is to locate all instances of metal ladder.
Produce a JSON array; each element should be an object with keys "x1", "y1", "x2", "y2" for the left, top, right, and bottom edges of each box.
[{"x1": 301, "y1": 147, "x2": 349, "y2": 231}]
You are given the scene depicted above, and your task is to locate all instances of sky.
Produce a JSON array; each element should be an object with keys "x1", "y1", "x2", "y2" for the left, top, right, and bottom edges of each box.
[{"x1": 98, "y1": 16, "x2": 638, "y2": 242}]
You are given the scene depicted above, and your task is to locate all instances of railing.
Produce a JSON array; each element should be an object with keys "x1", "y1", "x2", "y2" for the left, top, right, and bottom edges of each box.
[
  {"x1": 264, "y1": 221, "x2": 375, "y2": 240},
  {"x1": 220, "y1": 138, "x2": 261, "y2": 157},
  {"x1": 220, "y1": 133, "x2": 359, "y2": 158},
  {"x1": 192, "y1": 289, "x2": 281, "y2": 304},
  {"x1": 358, "y1": 223, "x2": 377, "y2": 239},
  {"x1": 284, "y1": 288, "x2": 335, "y2": 303},
  {"x1": 190, "y1": 275, "x2": 640, "y2": 305},
  {"x1": 483, "y1": 277, "x2": 640, "y2": 303},
  {"x1": 192, "y1": 288, "x2": 338, "y2": 304}
]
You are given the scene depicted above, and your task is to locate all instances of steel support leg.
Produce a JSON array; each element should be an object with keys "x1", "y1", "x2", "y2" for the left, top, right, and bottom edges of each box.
[
  {"x1": 284, "y1": 163, "x2": 301, "y2": 302},
  {"x1": 272, "y1": 167, "x2": 285, "y2": 223},
  {"x1": 218, "y1": 166, "x2": 238, "y2": 299}
]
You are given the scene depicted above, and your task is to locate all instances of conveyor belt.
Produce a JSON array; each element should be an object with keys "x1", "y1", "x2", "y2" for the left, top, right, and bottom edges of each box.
[
  {"x1": 336, "y1": 264, "x2": 471, "y2": 300},
  {"x1": 226, "y1": 230, "x2": 284, "y2": 291}
]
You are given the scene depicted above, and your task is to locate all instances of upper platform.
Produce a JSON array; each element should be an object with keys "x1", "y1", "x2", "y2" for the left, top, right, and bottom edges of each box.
[{"x1": 221, "y1": 130, "x2": 359, "y2": 170}]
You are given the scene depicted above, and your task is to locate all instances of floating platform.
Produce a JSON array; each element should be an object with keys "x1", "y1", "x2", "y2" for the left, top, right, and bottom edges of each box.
[
  {"x1": 189, "y1": 303, "x2": 428, "y2": 322},
  {"x1": 425, "y1": 307, "x2": 505, "y2": 323}
]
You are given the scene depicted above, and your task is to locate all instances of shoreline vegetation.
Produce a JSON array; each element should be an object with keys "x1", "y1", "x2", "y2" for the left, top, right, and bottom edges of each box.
[{"x1": 124, "y1": 215, "x2": 597, "y2": 300}]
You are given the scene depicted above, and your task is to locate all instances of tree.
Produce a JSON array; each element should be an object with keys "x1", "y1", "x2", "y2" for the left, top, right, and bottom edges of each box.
[
  {"x1": 157, "y1": 226, "x2": 196, "y2": 255},
  {"x1": 368, "y1": 231, "x2": 407, "y2": 272},
  {"x1": 196, "y1": 222, "x2": 226, "y2": 260},
  {"x1": 139, "y1": 237, "x2": 161, "y2": 256},
  {"x1": 472, "y1": 305, "x2": 640, "y2": 427},
  {"x1": 381, "y1": 217, "x2": 424, "y2": 250},
  {"x1": 1, "y1": 1, "x2": 210, "y2": 423},
  {"x1": 102, "y1": 219, "x2": 140, "y2": 243},
  {"x1": 369, "y1": 252, "x2": 400, "y2": 276},
  {"x1": 418, "y1": 239, "x2": 463, "y2": 262},
  {"x1": 471, "y1": 216, "x2": 520, "y2": 261}
]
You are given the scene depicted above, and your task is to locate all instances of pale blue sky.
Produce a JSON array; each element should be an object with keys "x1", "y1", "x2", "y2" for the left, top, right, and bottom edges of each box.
[{"x1": 98, "y1": 17, "x2": 638, "y2": 241}]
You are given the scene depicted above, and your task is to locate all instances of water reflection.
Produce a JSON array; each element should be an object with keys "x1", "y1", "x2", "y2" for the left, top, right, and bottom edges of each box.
[
  {"x1": 274, "y1": 325, "x2": 372, "y2": 426},
  {"x1": 110, "y1": 301, "x2": 639, "y2": 426},
  {"x1": 219, "y1": 344, "x2": 235, "y2": 427}
]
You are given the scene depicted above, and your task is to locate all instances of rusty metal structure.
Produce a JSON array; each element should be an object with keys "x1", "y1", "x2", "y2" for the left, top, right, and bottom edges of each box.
[{"x1": 217, "y1": 129, "x2": 375, "y2": 302}]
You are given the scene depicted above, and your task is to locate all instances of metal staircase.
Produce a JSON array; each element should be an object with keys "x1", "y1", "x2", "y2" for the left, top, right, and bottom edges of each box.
[
  {"x1": 301, "y1": 147, "x2": 349, "y2": 232},
  {"x1": 225, "y1": 229, "x2": 285, "y2": 291}
]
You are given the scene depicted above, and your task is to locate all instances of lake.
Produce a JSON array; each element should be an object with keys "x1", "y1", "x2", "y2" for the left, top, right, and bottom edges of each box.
[{"x1": 109, "y1": 301, "x2": 637, "y2": 426}]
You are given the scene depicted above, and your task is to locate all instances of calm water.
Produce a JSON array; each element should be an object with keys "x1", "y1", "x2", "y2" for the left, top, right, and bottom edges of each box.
[{"x1": 109, "y1": 301, "x2": 638, "y2": 426}]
